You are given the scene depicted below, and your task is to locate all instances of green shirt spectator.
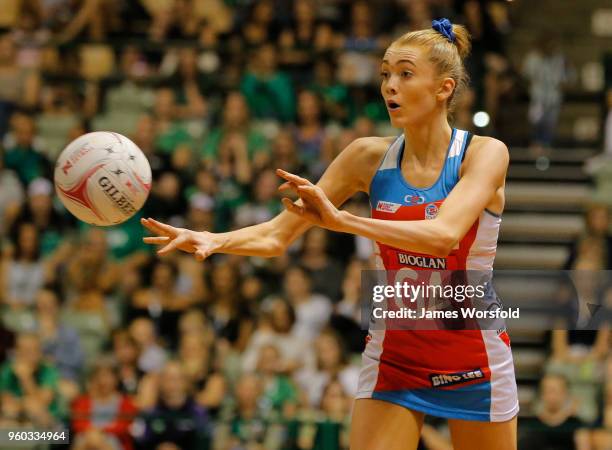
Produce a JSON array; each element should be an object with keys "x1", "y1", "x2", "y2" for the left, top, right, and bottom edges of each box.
[
  {"x1": 0, "y1": 334, "x2": 62, "y2": 422},
  {"x1": 3, "y1": 147, "x2": 48, "y2": 188},
  {"x1": 201, "y1": 92, "x2": 270, "y2": 184},
  {"x1": 310, "y1": 59, "x2": 354, "y2": 124},
  {"x1": 202, "y1": 126, "x2": 267, "y2": 161},
  {"x1": 3, "y1": 114, "x2": 49, "y2": 186},
  {"x1": 240, "y1": 44, "x2": 295, "y2": 123},
  {"x1": 152, "y1": 86, "x2": 195, "y2": 156},
  {"x1": 262, "y1": 374, "x2": 297, "y2": 414},
  {"x1": 155, "y1": 123, "x2": 194, "y2": 155}
]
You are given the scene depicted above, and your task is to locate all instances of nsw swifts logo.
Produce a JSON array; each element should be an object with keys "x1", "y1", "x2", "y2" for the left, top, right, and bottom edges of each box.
[
  {"x1": 425, "y1": 203, "x2": 439, "y2": 219},
  {"x1": 404, "y1": 194, "x2": 425, "y2": 205},
  {"x1": 376, "y1": 201, "x2": 401, "y2": 213}
]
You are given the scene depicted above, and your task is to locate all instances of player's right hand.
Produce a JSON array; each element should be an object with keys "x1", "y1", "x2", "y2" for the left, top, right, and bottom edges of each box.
[{"x1": 141, "y1": 218, "x2": 218, "y2": 261}]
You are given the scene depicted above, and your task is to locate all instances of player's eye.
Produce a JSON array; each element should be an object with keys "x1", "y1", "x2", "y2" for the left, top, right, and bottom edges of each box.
[
  {"x1": 380, "y1": 71, "x2": 390, "y2": 80},
  {"x1": 401, "y1": 71, "x2": 413, "y2": 78}
]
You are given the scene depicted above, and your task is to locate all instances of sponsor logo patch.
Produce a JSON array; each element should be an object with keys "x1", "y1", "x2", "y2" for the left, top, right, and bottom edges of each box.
[
  {"x1": 430, "y1": 369, "x2": 485, "y2": 387},
  {"x1": 425, "y1": 203, "x2": 439, "y2": 219},
  {"x1": 404, "y1": 194, "x2": 425, "y2": 205},
  {"x1": 397, "y1": 253, "x2": 446, "y2": 269},
  {"x1": 376, "y1": 201, "x2": 401, "y2": 213}
]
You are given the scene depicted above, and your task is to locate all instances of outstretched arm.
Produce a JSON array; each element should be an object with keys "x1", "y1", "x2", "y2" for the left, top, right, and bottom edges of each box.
[
  {"x1": 280, "y1": 138, "x2": 509, "y2": 257},
  {"x1": 142, "y1": 137, "x2": 383, "y2": 260}
]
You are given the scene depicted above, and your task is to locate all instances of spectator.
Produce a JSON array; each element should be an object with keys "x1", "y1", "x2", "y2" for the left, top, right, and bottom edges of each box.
[
  {"x1": 0, "y1": 148, "x2": 24, "y2": 235},
  {"x1": 34, "y1": 289, "x2": 84, "y2": 387},
  {"x1": 2, "y1": 222, "x2": 47, "y2": 309},
  {"x1": 185, "y1": 192, "x2": 215, "y2": 232},
  {"x1": 64, "y1": 228, "x2": 118, "y2": 298},
  {"x1": 336, "y1": 1, "x2": 382, "y2": 87},
  {"x1": 130, "y1": 259, "x2": 202, "y2": 345},
  {"x1": 278, "y1": 0, "x2": 319, "y2": 79},
  {"x1": 201, "y1": 91, "x2": 269, "y2": 169},
  {"x1": 35, "y1": 84, "x2": 80, "y2": 160},
  {"x1": 61, "y1": 269, "x2": 116, "y2": 366},
  {"x1": 523, "y1": 33, "x2": 569, "y2": 152},
  {"x1": 71, "y1": 357, "x2": 138, "y2": 450},
  {"x1": 3, "y1": 113, "x2": 48, "y2": 186},
  {"x1": 298, "y1": 228, "x2": 344, "y2": 301},
  {"x1": 336, "y1": 258, "x2": 365, "y2": 326},
  {"x1": 177, "y1": 332, "x2": 225, "y2": 415},
  {"x1": 242, "y1": 297, "x2": 314, "y2": 374},
  {"x1": 296, "y1": 379, "x2": 351, "y2": 450},
  {"x1": 519, "y1": 374, "x2": 583, "y2": 450},
  {"x1": 575, "y1": 372, "x2": 612, "y2": 450},
  {"x1": 207, "y1": 262, "x2": 254, "y2": 350},
  {"x1": 461, "y1": 0, "x2": 509, "y2": 130},
  {"x1": 283, "y1": 265, "x2": 332, "y2": 341},
  {"x1": 241, "y1": 43, "x2": 296, "y2": 123},
  {"x1": 241, "y1": 0, "x2": 279, "y2": 48},
  {"x1": 271, "y1": 130, "x2": 308, "y2": 176},
  {"x1": 254, "y1": 343, "x2": 298, "y2": 416},
  {"x1": 0, "y1": 34, "x2": 40, "y2": 135},
  {"x1": 49, "y1": 0, "x2": 118, "y2": 43},
  {"x1": 133, "y1": 361, "x2": 210, "y2": 450},
  {"x1": 548, "y1": 327, "x2": 609, "y2": 423},
  {"x1": 129, "y1": 317, "x2": 167, "y2": 374},
  {"x1": 565, "y1": 204, "x2": 612, "y2": 270},
  {"x1": 131, "y1": 115, "x2": 167, "y2": 178},
  {"x1": 309, "y1": 59, "x2": 351, "y2": 124},
  {"x1": 14, "y1": 177, "x2": 72, "y2": 256},
  {"x1": 0, "y1": 333, "x2": 61, "y2": 426},
  {"x1": 178, "y1": 309, "x2": 213, "y2": 339},
  {"x1": 151, "y1": 87, "x2": 194, "y2": 159},
  {"x1": 224, "y1": 373, "x2": 270, "y2": 448},
  {"x1": 144, "y1": 171, "x2": 187, "y2": 225},
  {"x1": 111, "y1": 330, "x2": 144, "y2": 397},
  {"x1": 240, "y1": 274, "x2": 265, "y2": 304},
  {"x1": 294, "y1": 90, "x2": 327, "y2": 168},
  {"x1": 96, "y1": 46, "x2": 155, "y2": 135},
  {"x1": 160, "y1": 47, "x2": 208, "y2": 121},
  {"x1": 295, "y1": 329, "x2": 359, "y2": 407},
  {"x1": 234, "y1": 168, "x2": 282, "y2": 228}
]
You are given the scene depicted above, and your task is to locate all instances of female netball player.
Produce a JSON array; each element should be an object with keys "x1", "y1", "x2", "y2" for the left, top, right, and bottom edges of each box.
[{"x1": 142, "y1": 19, "x2": 518, "y2": 450}]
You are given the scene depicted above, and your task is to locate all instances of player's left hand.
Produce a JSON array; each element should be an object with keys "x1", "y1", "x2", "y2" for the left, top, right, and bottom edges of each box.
[{"x1": 276, "y1": 169, "x2": 346, "y2": 231}]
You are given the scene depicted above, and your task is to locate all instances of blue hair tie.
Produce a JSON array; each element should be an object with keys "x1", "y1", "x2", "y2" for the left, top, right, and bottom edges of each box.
[{"x1": 432, "y1": 18, "x2": 455, "y2": 43}]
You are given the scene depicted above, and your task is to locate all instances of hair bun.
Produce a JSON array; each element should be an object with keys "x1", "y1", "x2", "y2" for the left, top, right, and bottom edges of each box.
[{"x1": 451, "y1": 24, "x2": 472, "y2": 60}]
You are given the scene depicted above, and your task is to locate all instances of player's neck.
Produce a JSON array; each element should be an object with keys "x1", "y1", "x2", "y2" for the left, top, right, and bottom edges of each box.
[{"x1": 402, "y1": 115, "x2": 453, "y2": 163}]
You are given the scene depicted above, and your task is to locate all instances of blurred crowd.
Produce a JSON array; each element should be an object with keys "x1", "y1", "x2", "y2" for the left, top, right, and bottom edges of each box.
[{"x1": 0, "y1": 0, "x2": 609, "y2": 449}]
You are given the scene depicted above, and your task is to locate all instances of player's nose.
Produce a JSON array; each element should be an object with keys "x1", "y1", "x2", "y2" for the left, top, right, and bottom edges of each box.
[{"x1": 385, "y1": 78, "x2": 398, "y2": 96}]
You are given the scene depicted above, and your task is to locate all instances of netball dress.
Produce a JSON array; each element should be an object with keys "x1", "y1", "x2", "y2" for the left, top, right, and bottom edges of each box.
[{"x1": 356, "y1": 129, "x2": 519, "y2": 422}]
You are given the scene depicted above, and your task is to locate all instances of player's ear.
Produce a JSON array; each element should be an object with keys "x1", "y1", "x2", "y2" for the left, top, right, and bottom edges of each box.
[{"x1": 436, "y1": 77, "x2": 455, "y2": 103}]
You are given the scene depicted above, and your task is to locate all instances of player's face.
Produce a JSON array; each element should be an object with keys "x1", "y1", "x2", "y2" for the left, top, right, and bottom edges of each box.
[{"x1": 380, "y1": 45, "x2": 447, "y2": 127}]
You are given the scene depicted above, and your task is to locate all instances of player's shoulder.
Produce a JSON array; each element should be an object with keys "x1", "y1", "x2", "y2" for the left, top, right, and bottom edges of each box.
[
  {"x1": 465, "y1": 134, "x2": 509, "y2": 165},
  {"x1": 341, "y1": 135, "x2": 396, "y2": 165},
  {"x1": 332, "y1": 136, "x2": 395, "y2": 193}
]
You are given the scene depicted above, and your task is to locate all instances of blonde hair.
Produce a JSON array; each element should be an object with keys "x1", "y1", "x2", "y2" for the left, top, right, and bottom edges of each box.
[{"x1": 390, "y1": 24, "x2": 471, "y2": 112}]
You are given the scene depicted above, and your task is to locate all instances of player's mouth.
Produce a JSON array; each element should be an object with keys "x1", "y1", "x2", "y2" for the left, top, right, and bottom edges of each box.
[{"x1": 387, "y1": 100, "x2": 401, "y2": 112}]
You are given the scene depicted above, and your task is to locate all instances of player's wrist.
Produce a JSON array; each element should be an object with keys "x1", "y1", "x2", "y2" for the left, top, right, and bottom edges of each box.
[
  {"x1": 206, "y1": 232, "x2": 228, "y2": 254},
  {"x1": 334, "y1": 210, "x2": 355, "y2": 233}
]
